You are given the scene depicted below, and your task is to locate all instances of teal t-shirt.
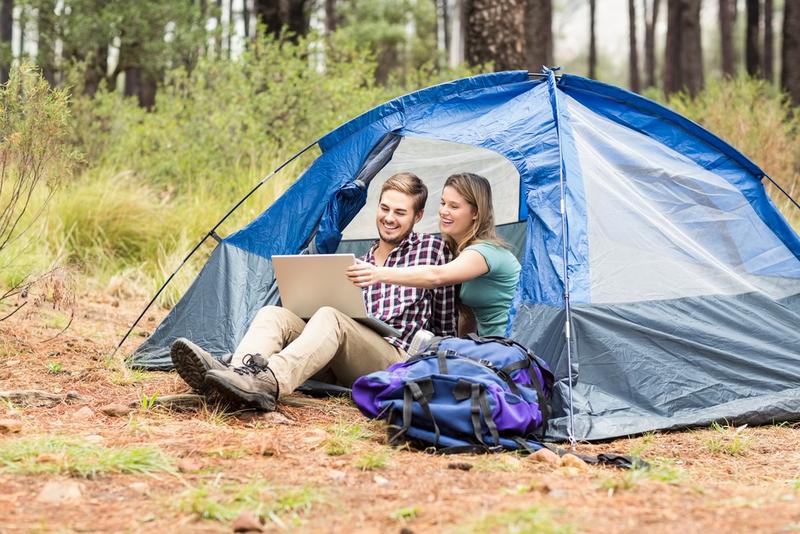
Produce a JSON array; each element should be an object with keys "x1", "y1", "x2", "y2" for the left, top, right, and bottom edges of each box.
[{"x1": 459, "y1": 242, "x2": 521, "y2": 336}]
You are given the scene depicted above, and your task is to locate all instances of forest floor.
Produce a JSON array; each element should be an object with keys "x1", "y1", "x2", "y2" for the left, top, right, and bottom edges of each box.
[{"x1": 0, "y1": 292, "x2": 799, "y2": 534}]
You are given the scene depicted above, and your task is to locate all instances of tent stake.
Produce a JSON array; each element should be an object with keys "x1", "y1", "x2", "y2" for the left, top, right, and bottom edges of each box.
[{"x1": 112, "y1": 140, "x2": 319, "y2": 359}]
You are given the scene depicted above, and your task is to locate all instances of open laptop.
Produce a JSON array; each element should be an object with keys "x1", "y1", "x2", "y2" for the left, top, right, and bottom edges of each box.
[{"x1": 272, "y1": 254, "x2": 402, "y2": 338}]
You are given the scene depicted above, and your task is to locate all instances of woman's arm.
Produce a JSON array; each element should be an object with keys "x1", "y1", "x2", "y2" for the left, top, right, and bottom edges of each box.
[{"x1": 347, "y1": 249, "x2": 489, "y2": 289}]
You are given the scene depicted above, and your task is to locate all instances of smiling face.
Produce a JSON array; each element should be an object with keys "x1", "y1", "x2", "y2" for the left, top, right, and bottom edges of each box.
[
  {"x1": 375, "y1": 189, "x2": 422, "y2": 246},
  {"x1": 439, "y1": 185, "x2": 477, "y2": 245}
]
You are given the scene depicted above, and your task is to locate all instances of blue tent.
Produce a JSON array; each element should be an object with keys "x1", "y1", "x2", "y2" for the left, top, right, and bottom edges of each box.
[{"x1": 130, "y1": 70, "x2": 800, "y2": 442}]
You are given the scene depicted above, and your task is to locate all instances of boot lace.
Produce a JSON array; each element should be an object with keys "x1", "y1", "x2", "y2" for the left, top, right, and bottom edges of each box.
[{"x1": 234, "y1": 353, "x2": 269, "y2": 376}]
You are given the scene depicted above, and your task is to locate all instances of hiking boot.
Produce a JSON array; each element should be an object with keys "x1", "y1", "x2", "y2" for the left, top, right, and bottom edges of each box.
[
  {"x1": 203, "y1": 354, "x2": 280, "y2": 411},
  {"x1": 170, "y1": 337, "x2": 229, "y2": 392}
]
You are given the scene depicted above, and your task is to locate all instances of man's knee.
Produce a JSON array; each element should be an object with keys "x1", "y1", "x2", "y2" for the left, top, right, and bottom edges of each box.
[{"x1": 311, "y1": 306, "x2": 347, "y2": 324}]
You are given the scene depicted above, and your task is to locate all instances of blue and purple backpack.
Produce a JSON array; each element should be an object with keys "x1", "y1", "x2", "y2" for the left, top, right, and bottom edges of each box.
[{"x1": 352, "y1": 335, "x2": 555, "y2": 453}]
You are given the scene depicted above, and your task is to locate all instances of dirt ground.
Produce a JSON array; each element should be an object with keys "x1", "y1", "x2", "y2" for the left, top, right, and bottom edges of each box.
[{"x1": 0, "y1": 292, "x2": 799, "y2": 534}]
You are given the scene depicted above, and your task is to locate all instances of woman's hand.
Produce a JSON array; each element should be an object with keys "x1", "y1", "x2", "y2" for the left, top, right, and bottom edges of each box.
[{"x1": 346, "y1": 259, "x2": 381, "y2": 287}]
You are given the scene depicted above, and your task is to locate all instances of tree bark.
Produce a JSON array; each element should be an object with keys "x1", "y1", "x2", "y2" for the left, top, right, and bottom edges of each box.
[
  {"x1": 763, "y1": 0, "x2": 773, "y2": 81},
  {"x1": 628, "y1": 0, "x2": 640, "y2": 91},
  {"x1": 588, "y1": 0, "x2": 597, "y2": 78},
  {"x1": 37, "y1": 0, "x2": 56, "y2": 85},
  {"x1": 324, "y1": 0, "x2": 337, "y2": 33},
  {"x1": 643, "y1": 0, "x2": 661, "y2": 89},
  {"x1": 719, "y1": 0, "x2": 736, "y2": 77},
  {"x1": 466, "y1": 0, "x2": 526, "y2": 71},
  {"x1": 745, "y1": 0, "x2": 760, "y2": 77},
  {"x1": 0, "y1": 0, "x2": 12, "y2": 84},
  {"x1": 782, "y1": 0, "x2": 800, "y2": 106},
  {"x1": 663, "y1": 0, "x2": 703, "y2": 97},
  {"x1": 524, "y1": 0, "x2": 552, "y2": 73},
  {"x1": 255, "y1": 0, "x2": 310, "y2": 40}
]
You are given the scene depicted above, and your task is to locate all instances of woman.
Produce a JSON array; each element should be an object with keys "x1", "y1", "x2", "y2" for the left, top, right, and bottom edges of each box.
[{"x1": 347, "y1": 172, "x2": 521, "y2": 337}]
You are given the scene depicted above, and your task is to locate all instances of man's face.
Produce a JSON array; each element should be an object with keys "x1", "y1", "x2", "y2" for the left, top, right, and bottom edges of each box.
[{"x1": 375, "y1": 189, "x2": 423, "y2": 246}]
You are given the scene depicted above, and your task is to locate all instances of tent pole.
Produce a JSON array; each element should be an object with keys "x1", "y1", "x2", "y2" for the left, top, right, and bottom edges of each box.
[
  {"x1": 112, "y1": 140, "x2": 320, "y2": 359},
  {"x1": 546, "y1": 68, "x2": 577, "y2": 449},
  {"x1": 763, "y1": 174, "x2": 800, "y2": 212}
]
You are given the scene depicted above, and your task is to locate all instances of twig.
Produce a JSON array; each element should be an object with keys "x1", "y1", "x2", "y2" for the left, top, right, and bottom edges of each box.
[
  {"x1": 37, "y1": 306, "x2": 74, "y2": 343},
  {"x1": 0, "y1": 301, "x2": 26, "y2": 321}
]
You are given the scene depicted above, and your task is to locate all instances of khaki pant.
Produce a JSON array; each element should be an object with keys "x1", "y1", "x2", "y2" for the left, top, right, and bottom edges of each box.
[{"x1": 232, "y1": 306, "x2": 406, "y2": 396}]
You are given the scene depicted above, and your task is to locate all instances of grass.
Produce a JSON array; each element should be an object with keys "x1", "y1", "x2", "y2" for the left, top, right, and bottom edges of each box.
[
  {"x1": 139, "y1": 393, "x2": 159, "y2": 411},
  {"x1": 324, "y1": 421, "x2": 376, "y2": 456},
  {"x1": 389, "y1": 505, "x2": 420, "y2": 522},
  {"x1": 108, "y1": 367, "x2": 151, "y2": 385},
  {"x1": 0, "y1": 435, "x2": 174, "y2": 478},
  {"x1": 174, "y1": 480, "x2": 322, "y2": 523},
  {"x1": 354, "y1": 448, "x2": 389, "y2": 471},
  {"x1": 599, "y1": 456, "x2": 687, "y2": 495},
  {"x1": 46, "y1": 361, "x2": 65, "y2": 374},
  {"x1": 705, "y1": 422, "x2": 753, "y2": 456},
  {"x1": 456, "y1": 505, "x2": 575, "y2": 534}
]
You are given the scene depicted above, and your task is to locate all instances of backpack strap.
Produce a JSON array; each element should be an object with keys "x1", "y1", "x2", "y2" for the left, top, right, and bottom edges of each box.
[
  {"x1": 454, "y1": 380, "x2": 500, "y2": 447},
  {"x1": 390, "y1": 380, "x2": 441, "y2": 447}
]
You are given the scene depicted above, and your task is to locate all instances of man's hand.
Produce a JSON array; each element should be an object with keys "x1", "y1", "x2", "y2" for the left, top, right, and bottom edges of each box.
[{"x1": 346, "y1": 259, "x2": 381, "y2": 287}]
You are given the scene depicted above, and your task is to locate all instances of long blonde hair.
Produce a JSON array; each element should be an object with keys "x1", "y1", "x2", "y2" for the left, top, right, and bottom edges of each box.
[{"x1": 442, "y1": 172, "x2": 508, "y2": 254}]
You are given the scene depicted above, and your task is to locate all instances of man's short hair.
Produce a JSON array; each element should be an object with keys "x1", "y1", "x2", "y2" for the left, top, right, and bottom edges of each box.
[{"x1": 380, "y1": 172, "x2": 428, "y2": 213}]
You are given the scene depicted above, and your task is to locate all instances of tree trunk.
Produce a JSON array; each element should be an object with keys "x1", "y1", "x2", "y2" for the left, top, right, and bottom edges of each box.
[
  {"x1": 324, "y1": 0, "x2": 337, "y2": 33},
  {"x1": 782, "y1": 0, "x2": 800, "y2": 106},
  {"x1": 524, "y1": 0, "x2": 552, "y2": 73},
  {"x1": 255, "y1": 0, "x2": 310, "y2": 40},
  {"x1": 83, "y1": 45, "x2": 108, "y2": 97},
  {"x1": 242, "y1": 0, "x2": 250, "y2": 38},
  {"x1": 37, "y1": 0, "x2": 56, "y2": 85},
  {"x1": 643, "y1": 0, "x2": 661, "y2": 89},
  {"x1": 763, "y1": 0, "x2": 773, "y2": 81},
  {"x1": 719, "y1": 0, "x2": 736, "y2": 77},
  {"x1": 466, "y1": 0, "x2": 526, "y2": 71},
  {"x1": 628, "y1": 0, "x2": 640, "y2": 91},
  {"x1": 0, "y1": 0, "x2": 12, "y2": 84},
  {"x1": 124, "y1": 65, "x2": 157, "y2": 109},
  {"x1": 588, "y1": 0, "x2": 597, "y2": 78},
  {"x1": 745, "y1": 0, "x2": 760, "y2": 77},
  {"x1": 663, "y1": 0, "x2": 703, "y2": 97}
]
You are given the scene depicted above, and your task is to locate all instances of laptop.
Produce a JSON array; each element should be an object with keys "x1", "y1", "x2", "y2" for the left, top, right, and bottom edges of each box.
[{"x1": 272, "y1": 254, "x2": 402, "y2": 338}]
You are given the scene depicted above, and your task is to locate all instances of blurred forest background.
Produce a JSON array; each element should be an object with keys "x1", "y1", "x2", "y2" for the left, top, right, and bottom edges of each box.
[{"x1": 0, "y1": 0, "x2": 799, "y2": 310}]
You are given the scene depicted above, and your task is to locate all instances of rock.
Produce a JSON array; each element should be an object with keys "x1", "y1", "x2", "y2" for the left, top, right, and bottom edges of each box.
[
  {"x1": 0, "y1": 389, "x2": 82, "y2": 407},
  {"x1": 232, "y1": 511, "x2": 264, "y2": 532},
  {"x1": 328, "y1": 469, "x2": 347, "y2": 481},
  {"x1": 529, "y1": 448, "x2": 561, "y2": 466},
  {"x1": 71, "y1": 406, "x2": 94, "y2": 420},
  {"x1": 100, "y1": 403, "x2": 133, "y2": 417},
  {"x1": 255, "y1": 437, "x2": 283, "y2": 457},
  {"x1": 177, "y1": 458, "x2": 203, "y2": 473},
  {"x1": 560, "y1": 453, "x2": 590, "y2": 471},
  {"x1": 35, "y1": 480, "x2": 83, "y2": 504},
  {"x1": 373, "y1": 475, "x2": 389, "y2": 486},
  {"x1": 128, "y1": 482, "x2": 149, "y2": 494},
  {"x1": 260, "y1": 411, "x2": 297, "y2": 425},
  {"x1": 0, "y1": 419, "x2": 22, "y2": 433},
  {"x1": 447, "y1": 462, "x2": 473, "y2": 471}
]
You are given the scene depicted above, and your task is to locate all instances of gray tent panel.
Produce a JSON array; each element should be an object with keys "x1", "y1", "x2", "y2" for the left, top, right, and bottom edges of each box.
[
  {"x1": 512, "y1": 292, "x2": 800, "y2": 441},
  {"x1": 129, "y1": 242, "x2": 278, "y2": 370}
]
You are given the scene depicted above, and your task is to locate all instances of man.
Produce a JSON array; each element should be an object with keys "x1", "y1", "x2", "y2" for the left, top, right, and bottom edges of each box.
[{"x1": 170, "y1": 172, "x2": 457, "y2": 411}]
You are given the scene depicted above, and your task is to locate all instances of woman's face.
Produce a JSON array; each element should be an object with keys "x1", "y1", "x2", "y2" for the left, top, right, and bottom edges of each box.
[{"x1": 439, "y1": 185, "x2": 477, "y2": 243}]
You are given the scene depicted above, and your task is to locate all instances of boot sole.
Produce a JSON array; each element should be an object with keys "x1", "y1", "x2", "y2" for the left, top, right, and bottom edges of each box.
[
  {"x1": 204, "y1": 373, "x2": 277, "y2": 412},
  {"x1": 170, "y1": 340, "x2": 209, "y2": 392}
]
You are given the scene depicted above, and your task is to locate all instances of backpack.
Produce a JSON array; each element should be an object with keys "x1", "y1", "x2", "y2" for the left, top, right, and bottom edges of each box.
[{"x1": 352, "y1": 334, "x2": 555, "y2": 453}]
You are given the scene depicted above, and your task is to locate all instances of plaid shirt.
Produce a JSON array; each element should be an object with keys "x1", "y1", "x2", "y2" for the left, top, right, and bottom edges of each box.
[{"x1": 363, "y1": 232, "x2": 458, "y2": 351}]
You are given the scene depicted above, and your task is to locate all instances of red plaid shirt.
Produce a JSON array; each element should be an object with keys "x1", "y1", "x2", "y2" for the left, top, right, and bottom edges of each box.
[{"x1": 363, "y1": 232, "x2": 458, "y2": 351}]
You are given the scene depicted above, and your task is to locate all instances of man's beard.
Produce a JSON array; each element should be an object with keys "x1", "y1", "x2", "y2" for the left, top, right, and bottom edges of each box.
[{"x1": 378, "y1": 226, "x2": 412, "y2": 246}]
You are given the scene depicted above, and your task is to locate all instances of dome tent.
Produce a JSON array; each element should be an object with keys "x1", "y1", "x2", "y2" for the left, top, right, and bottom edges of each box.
[{"x1": 128, "y1": 69, "x2": 800, "y2": 442}]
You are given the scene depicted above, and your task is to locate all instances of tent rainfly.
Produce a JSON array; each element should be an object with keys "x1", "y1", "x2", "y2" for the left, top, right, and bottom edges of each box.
[{"x1": 129, "y1": 69, "x2": 800, "y2": 442}]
